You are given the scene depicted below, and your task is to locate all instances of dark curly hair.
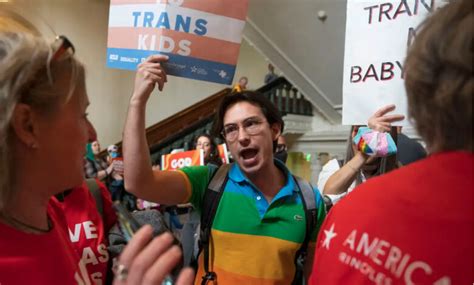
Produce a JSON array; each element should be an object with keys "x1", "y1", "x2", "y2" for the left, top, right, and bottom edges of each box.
[
  {"x1": 212, "y1": 90, "x2": 284, "y2": 151},
  {"x1": 194, "y1": 133, "x2": 222, "y2": 166}
]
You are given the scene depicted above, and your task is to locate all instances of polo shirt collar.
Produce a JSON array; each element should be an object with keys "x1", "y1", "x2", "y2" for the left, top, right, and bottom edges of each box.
[{"x1": 228, "y1": 159, "x2": 297, "y2": 197}]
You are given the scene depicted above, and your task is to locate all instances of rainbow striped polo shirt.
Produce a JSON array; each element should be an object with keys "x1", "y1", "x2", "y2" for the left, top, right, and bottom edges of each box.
[{"x1": 179, "y1": 159, "x2": 326, "y2": 284}]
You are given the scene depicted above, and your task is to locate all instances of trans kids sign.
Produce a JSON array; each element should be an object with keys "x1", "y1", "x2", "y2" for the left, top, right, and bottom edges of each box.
[{"x1": 106, "y1": 0, "x2": 249, "y2": 85}]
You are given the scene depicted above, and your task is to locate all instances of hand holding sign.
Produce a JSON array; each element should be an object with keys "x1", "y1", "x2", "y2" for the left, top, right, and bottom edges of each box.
[
  {"x1": 132, "y1": 55, "x2": 168, "y2": 105},
  {"x1": 368, "y1": 104, "x2": 405, "y2": 132},
  {"x1": 107, "y1": 0, "x2": 249, "y2": 84}
]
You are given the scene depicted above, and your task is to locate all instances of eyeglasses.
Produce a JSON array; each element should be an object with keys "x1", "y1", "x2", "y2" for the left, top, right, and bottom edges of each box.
[
  {"x1": 221, "y1": 117, "x2": 267, "y2": 142},
  {"x1": 51, "y1": 35, "x2": 75, "y2": 61},
  {"x1": 41, "y1": 35, "x2": 75, "y2": 84}
]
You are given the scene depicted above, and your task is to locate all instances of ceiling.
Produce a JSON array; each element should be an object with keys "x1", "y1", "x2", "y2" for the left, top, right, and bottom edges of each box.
[{"x1": 244, "y1": 0, "x2": 348, "y2": 123}]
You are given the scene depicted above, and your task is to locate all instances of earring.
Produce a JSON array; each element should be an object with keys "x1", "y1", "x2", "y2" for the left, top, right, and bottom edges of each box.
[{"x1": 29, "y1": 142, "x2": 38, "y2": 149}]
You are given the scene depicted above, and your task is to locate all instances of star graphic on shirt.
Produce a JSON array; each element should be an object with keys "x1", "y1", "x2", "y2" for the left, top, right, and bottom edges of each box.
[
  {"x1": 190, "y1": 66, "x2": 198, "y2": 73},
  {"x1": 218, "y1": 70, "x2": 227, "y2": 78},
  {"x1": 321, "y1": 223, "x2": 337, "y2": 250}
]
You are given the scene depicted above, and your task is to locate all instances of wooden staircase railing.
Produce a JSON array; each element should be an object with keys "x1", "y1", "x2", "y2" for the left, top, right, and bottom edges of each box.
[
  {"x1": 260, "y1": 77, "x2": 313, "y2": 116},
  {"x1": 144, "y1": 88, "x2": 231, "y2": 148},
  {"x1": 100, "y1": 87, "x2": 231, "y2": 157}
]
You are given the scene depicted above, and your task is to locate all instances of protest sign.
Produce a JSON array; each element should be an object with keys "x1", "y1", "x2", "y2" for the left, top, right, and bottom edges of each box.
[
  {"x1": 217, "y1": 143, "x2": 229, "y2": 164},
  {"x1": 106, "y1": 0, "x2": 248, "y2": 85},
  {"x1": 342, "y1": 0, "x2": 446, "y2": 125},
  {"x1": 161, "y1": 149, "x2": 204, "y2": 170}
]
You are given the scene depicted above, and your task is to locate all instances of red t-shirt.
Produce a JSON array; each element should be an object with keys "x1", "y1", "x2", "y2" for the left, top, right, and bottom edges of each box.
[
  {"x1": 54, "y1": 180, "x2": 117, "y2": 285},
  {"x1": 0, "y1": 200, "x2": 92, "y2": 284},
  {"x1": 310, "y1": 151, "x2": 473, "y2": 285}
]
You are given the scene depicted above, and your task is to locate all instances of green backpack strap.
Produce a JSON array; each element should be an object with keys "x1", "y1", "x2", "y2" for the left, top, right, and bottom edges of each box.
[
  {"x1": 86, "y1": 178, "x2": 104, "y2": 221},
  {"x1": 292, "y1": 175, "x2": 317, "y2": 285}
]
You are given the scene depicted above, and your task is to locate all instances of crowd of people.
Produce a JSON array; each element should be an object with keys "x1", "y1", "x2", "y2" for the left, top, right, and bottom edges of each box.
[{"x1": 0, "y1": 1, "x2": 472, "y2": 285}]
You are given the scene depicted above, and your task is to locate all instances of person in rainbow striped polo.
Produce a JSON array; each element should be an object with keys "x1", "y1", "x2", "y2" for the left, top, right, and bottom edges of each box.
[{"x1": 123, "y1": 60, "x2": 326, "y2": 284}]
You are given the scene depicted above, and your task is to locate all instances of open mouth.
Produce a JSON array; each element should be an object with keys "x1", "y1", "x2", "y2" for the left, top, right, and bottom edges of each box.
[{"x1": 239, "y1": 148, "x2": 259, "y2": 165}]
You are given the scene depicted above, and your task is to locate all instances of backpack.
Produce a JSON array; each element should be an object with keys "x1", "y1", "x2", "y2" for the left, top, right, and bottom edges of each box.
[
  {"x1": 86, "y1": 178, "x2": 104, "y2": 220},
  {"x1": 198, "y1": 163, "x2": 318, "y2": 285},
  {"x1": 55, "y1": 178, "x2": 104, "y2": 220}
]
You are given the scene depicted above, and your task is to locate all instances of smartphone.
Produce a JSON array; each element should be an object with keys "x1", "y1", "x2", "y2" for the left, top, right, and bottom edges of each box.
[
  {"x1": 112, "y1": 201, "x2": 181, "y2": 285},
  {"x1": 113, "y1": 201, "x2": 142, "y2": 241}
]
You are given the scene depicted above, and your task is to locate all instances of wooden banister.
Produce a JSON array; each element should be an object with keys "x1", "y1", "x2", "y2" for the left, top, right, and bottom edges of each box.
[
  {"x1": 100, "y1": 87, "x2": 231, "y2": 157},
  {"x1": 144, "y1": 88, "x2": 231, "y2": 147}
]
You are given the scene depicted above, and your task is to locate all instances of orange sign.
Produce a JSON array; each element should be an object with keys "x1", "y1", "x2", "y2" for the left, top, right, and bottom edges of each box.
[
  {"x1": 161, "y1": 149, "x2": 204, "y2": 170},
  {"x1": 217, "y1": 143, "x2": 230, "y2": 164},
  {"x1": 111, "y1": 157, "x2": 124, "y2": 175}
]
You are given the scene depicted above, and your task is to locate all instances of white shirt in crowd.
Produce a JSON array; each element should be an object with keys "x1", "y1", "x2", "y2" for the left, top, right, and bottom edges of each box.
[{"x1": 317, "y1": 158, "x2": 366, "y2": 204}]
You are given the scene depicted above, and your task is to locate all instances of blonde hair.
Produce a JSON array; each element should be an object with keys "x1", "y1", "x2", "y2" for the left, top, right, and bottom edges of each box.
[{"x1": 0, "y1": 11, "x2": 84, "y2": 212}]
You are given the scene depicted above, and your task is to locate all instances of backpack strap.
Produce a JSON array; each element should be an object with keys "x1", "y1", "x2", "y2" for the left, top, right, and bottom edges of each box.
[
  {"x1": 292, "y1": 175, "x2": 317, "y2": 285},
  {"x1": 86, "y1": 178, "x2": 104, "y2": 221},
  {"x1": 199, "y1": 163, "x2": 232, "y2": 285}
]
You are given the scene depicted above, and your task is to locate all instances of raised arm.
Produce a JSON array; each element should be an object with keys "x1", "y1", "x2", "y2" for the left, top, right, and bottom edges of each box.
[
  {"x1": 324, "y1": 104, "x2": 404, "y2": 196},
  {"x1": 322, "y1": 152, "x2": 368, "y2": 196},
  {"x1": 123, "y1": 55, "x2": 189, "y2": 205}
]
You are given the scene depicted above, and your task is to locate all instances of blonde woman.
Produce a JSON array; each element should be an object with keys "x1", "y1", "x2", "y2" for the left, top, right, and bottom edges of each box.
[{"x1": 0, "y1": 8, "x2": 193, "y2": 285}]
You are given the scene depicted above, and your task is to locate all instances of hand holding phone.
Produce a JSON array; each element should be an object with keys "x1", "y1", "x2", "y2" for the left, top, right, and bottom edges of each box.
[
  {"x1": 112, "y1": 225, "x2": 194, "y2": 285},
  {"x1": 112, "y1": 202, "x2": 186, "y2": 284},
  {"x1": 113, "y1": 201, "x2": 142, "y2": 241}
]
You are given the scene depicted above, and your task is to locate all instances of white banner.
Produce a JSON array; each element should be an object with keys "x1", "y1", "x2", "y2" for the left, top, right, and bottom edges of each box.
[{"x1": 342, "y1": 0, "x2": 447, "y2": 125}]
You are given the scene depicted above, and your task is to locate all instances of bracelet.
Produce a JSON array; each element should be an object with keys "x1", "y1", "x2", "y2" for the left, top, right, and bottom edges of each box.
[{"x1": 346, "y1": 163, "x2": 358, "y2": 173}]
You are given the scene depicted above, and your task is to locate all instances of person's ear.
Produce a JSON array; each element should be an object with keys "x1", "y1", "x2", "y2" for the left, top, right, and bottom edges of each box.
[
  {"x1": 11, "y1": 103, "x2": 40, "y2": 149},
  {"x1": 270, "y1": 123, "x2": 282, "y2": 141}
]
